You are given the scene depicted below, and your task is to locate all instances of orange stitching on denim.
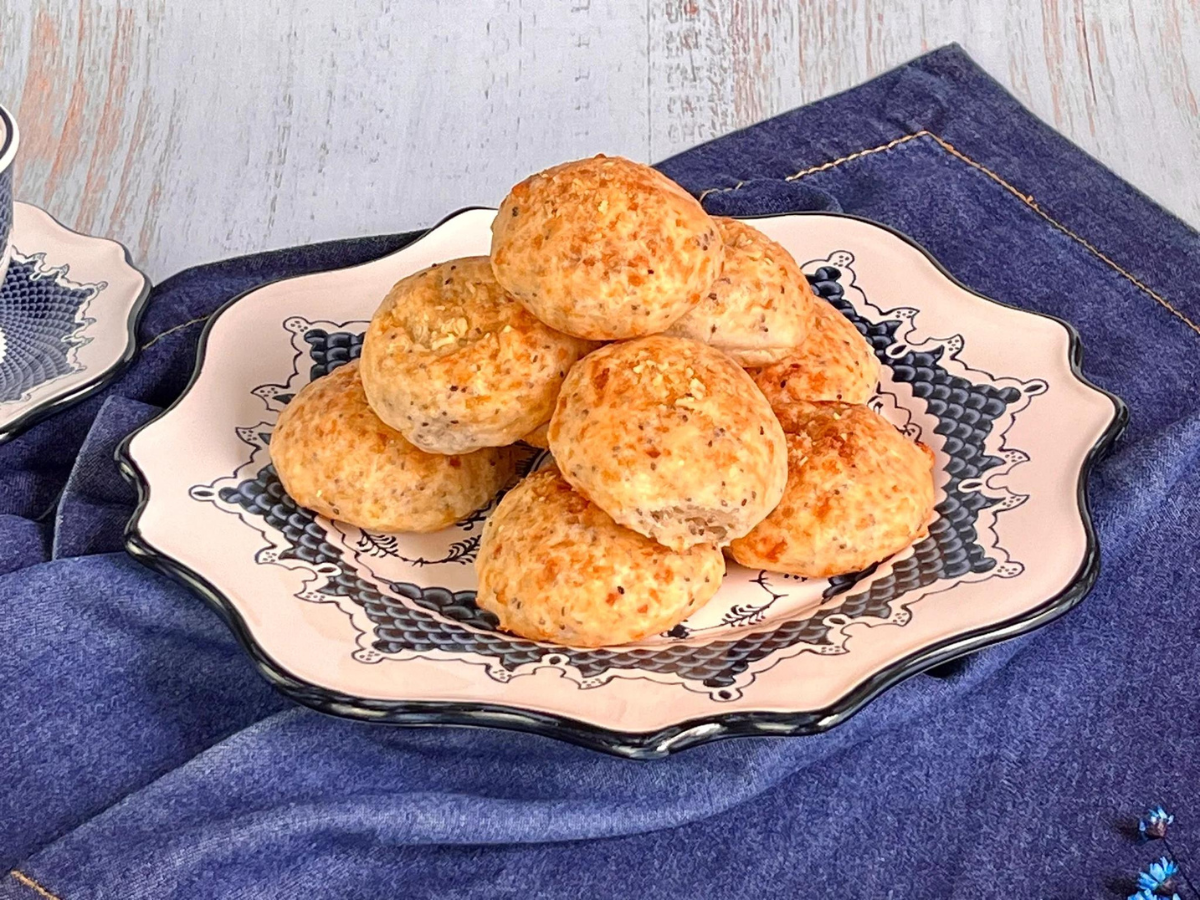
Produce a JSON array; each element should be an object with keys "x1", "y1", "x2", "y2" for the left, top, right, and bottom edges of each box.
[
  {"x1": 923, "y1": 132, "x2": 1200, "y2": 338},
  {"x1": 9, "y1": 871, "x2": 64, "y2": 900},
  {"x1": 696, "y1": 131, "x2": 932, "y2": 202},
  {"x1": 699, "y1": 130, "x2": 1200, "y2": 339},
  {"x1": 783, "y1": 131, "x2": 932, "y2": 183}
]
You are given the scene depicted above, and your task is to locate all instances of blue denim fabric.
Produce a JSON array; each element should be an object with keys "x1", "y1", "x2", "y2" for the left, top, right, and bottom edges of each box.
[{"x1": 1, "y1": 46, "x2": 1197, "y2": 899}]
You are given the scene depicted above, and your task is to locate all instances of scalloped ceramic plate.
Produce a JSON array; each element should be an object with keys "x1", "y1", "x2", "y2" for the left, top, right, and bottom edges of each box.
[
  {"x1": 0, "y1": 203, "x2": 149, "y2": 443},
  {"x1": 117, "y1": 209, "x2": 1125, "y2": 758}
]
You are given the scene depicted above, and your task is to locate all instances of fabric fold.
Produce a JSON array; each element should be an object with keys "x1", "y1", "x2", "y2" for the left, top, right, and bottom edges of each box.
[{"x1": 52, "y1": 396, "x2": 162, "y2": 560}]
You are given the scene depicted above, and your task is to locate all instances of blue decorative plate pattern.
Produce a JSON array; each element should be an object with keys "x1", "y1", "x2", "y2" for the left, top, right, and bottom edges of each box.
[
  {"x1": 0, "y1": 203, "x2": 149, "y2": 444},
  {"x1": 119, "y1": 209, "x2": 1125, "y2": 757},
  {"x1": 0, "y1": 251, "x2": 100, "y2": 403}
]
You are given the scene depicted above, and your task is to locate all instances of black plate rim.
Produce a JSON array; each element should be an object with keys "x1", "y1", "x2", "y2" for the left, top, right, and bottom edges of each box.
[{"x1": 115, "y1": 206, "x2": 1129, "y2": 759}]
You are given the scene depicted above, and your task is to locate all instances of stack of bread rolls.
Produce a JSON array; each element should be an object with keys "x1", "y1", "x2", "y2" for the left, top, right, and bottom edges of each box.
[{"x1": 270, "y1": 155, "x2": 935, "y2": 648}]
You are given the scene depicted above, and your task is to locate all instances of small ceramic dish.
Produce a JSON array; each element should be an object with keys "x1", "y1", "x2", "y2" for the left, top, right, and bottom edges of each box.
[
  {"x1": 0, "y1": 203, "x2": 150, "y2": 443},
  {"x1": 117, "y1": 208, "x2": 1125, "y2": 758},
  {"x1": 1, "y1": 102, "x2": 148, "y2": 441}
]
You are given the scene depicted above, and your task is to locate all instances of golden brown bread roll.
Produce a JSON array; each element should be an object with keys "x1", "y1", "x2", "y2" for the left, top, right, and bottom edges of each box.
[
  {"x1": 549, "y1": 335, "x2": 788, "y2": 550},
  {"x1": 665, "y1": 217, "x2": 816, "y2": 365},
  {"x1": 728, "y1": 401, "x2": 936, "y2": 577},
  {"x1": 749, "y1": 297, "x2": 880, "y2": 409},
  {"x1": 475, "y1": 467, "x2": 724, "y2": 646},
  {"x1": 270, "y1": 362, "x2": 515, "y2": 533},
  {"x1": 359, "y1": 256, "x2": 595, "y2": 454},
  {"x1": 490, "y1": 155, "x2": 724, "y2": 340}
]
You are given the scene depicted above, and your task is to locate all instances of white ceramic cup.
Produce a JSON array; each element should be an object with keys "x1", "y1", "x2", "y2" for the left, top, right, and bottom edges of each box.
[{"x1": 0, "y1": 104, "x2": 19, "y2": 286}]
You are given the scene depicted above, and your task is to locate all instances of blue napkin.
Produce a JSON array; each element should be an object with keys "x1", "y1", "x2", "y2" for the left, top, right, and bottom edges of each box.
[{"x1": 3, "y1": 46, "x2": 1198, "y2": 899}]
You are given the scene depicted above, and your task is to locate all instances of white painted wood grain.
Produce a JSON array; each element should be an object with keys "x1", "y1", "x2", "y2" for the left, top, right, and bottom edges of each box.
[{"x1": 0, "y1": 0, "x2": 1197, "y2": 282}]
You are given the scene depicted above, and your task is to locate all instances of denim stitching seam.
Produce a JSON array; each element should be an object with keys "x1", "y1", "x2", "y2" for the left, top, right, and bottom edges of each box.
[
  {"x1": 8, "y1": 871, "x2": 63, "y2": 900},
  {"x1": 698, "y1": 129, "x2": 1200, "y2": 339}
]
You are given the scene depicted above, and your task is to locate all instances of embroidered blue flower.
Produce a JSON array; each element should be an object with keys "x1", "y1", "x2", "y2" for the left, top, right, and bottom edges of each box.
[
  {"x1": 1140, "y1": 806, "x2": 1175, "y2": 841},
  {"x1": 1128, "y1": 892, "x2": 1181, "y2": 900},
  {"x1": 1137, "y1": 856, "x2": 1179, "y2": 893}
]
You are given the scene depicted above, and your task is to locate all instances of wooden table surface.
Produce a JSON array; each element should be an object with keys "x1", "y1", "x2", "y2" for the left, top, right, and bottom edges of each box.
[{"x1": 1, "y1": 0, "x2": 1197, "y2": 282}]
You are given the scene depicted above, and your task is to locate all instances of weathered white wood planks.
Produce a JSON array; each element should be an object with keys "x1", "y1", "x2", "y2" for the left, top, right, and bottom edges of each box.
[{"x1": 1, "y1": 0, "x2": 1196, "y2": 281}]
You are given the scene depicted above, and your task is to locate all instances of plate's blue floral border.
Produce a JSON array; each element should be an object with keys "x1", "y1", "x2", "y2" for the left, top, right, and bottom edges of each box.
[
  {"x1": 189, "y1": 252, "x2": 1046, "y2": 701},
  {"x1": 0, "y1": 248, "x2": 104, "y2": 406}
]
